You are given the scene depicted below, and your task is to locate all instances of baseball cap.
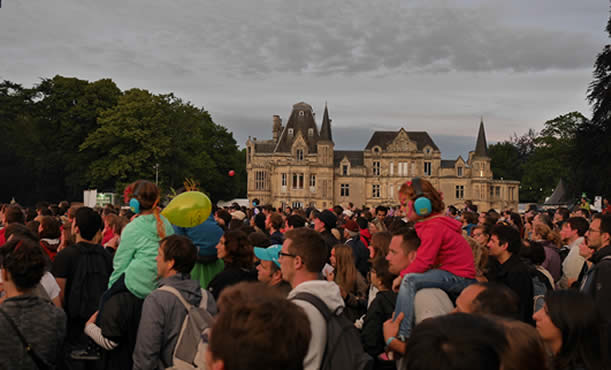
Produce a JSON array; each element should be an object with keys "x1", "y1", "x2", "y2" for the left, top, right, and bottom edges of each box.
[{"x1": 254, "y1": 244, "x2": 283, "y2": 268}]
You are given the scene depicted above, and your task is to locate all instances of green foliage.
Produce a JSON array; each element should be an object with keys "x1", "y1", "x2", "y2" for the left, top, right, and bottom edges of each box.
[{"x1": 0, "y1": 76, "x2": 246, "y2": 205}]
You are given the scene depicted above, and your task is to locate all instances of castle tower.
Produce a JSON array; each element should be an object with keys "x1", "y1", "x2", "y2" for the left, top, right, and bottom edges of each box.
[
  {"x1": 317, "y1": 103, "x2": 334, "y2": 166},
  {"x1": 470, "y1": 118, "x2": 492, "y2": 178}
]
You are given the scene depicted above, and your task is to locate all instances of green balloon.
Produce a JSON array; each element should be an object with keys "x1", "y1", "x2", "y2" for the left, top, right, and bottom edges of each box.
[{"x1": 162, "y1": 191, "x2": 212, "y2": 228}]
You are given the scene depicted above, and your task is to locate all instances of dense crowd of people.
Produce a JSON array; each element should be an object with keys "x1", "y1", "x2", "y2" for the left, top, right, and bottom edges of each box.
[{"x1": 0, "y1": 178, "x2": 610, "y2": 370}]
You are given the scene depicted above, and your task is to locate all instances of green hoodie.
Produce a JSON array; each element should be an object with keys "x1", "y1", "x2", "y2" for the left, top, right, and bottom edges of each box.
[{"x1": 108, "y1": 214, "x2": 175, "y2": 299}]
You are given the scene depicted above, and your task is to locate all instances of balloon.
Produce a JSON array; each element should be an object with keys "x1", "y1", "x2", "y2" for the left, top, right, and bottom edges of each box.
[
  {"x1": 228, "y1": 170, "x2": 235, "y2": 177},
  {"x1": 162, "y1": 191, "x2": 212, "y2": 228}
]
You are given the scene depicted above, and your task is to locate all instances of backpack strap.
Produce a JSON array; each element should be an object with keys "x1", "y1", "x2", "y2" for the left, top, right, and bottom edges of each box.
[
  {"x1": 199, "y1": 289, "x2": 208, "y2": 309},
  {"x1": 0, "y1": 307, "x2": 50, "y2": 370},
  {"x1": 159, "y1": 286, "x2": 192, "y2": 311},
  {"x1": 293, "y1": 292, "x2": 332, "y2": 321}
]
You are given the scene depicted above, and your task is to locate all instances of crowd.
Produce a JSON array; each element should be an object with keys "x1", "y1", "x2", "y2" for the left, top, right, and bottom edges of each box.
[{"x1": 0, "y1": 178, "x2": 610, "y2": 370}]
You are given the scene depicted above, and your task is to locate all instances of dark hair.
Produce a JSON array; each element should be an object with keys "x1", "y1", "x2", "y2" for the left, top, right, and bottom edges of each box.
[
  {"x1": 216, "y1": 209, "x2": 232, "y2": 226},
  {"x1": 223, "y1": 231, "x2": 254, "y2": 269},
  {"x1": 254, "y1": 213, "x2": 266, "y2": 231},
  {"x1": 333, "y1": 205, "x2": 344, "y2": 216},
  {"x1": 520, "y1": 240, "x2": 546, "y2": 266},
  {"x1": 160, "y1": 235, "x2": 197, "y2": 274},
  {"x1": 371, "y1": 255, "x2": 396, "y2": 290},
  {"x1": 404, "y1": 313, "x2": 507, "y2": 370},
  {"x1": 544, "y1": 290, "x2": 610, "y2": 370},
  {"x1": 447, "y1": 205, "x2": 458, "y2": 216},
  {"x1": 371, "y1": 231, "x2": 392, "y2": 258},
  {"x1": 75, "y1": 207, "x2": 103, "y2": 241},
  {"x1": 463, "y1": 211, "x2": 478, "y2": 225},
  {"x1": 500, "y1": 319, "x2": 550, "y2": 370},
  {"x1": 471, "y1": 282, "x2": 520, "y2": 320},
  {"x1": 286, "y1": 214, "x2": 306, "y2": 228},
  {"x1": 39, "y1": 216, "x2": 61, "y2": 239},
  {"x1": 0, "y1": 239, "x2": 47, "y2": 291},
  {"x1": 269, "y1": 213, "x2": 283, "y2": 230},
  {"x1": 4, "y1": 205, "x2": 25, "y2": 225},
  {"x1": 564, "y1": 217, "x2": 589, "y2": 237},
  {"x1": 375, "y1": 205, "x2": 388, "y2": 215},
  {"x1": 556, "y1": 207, "x2": 570, "y2": 222},
  {"x1": 577, "y1": 208, "x2": 590, "y2": 219},
  {"x1": 26, "y1": 220, "x2": 40, "y2": 237},
  {"x1": 490, "y1": 224, "x2": 521, "y2": 255},
  {"x1": 392, "y1": 226, "x2": 421, "y2": 255},
  {"x1": 356, "y1": 216, "x2": 368, "y2": 230},
  {"x1": 284, "y1": 228, "x2": 328, "y2": 273},
  {"x1": 597, "y1": 214, "x2": 611, "y2": 238},
  {"x1": 4, "y1": 223, "x2": 39, "y2": 242},
  {"x1": 211, "y1": 282, "x2": 310, "y2": 370},
  {"x1": 248, "y1": 231, "x2": 271, "y2": 248},
  {"x1": 509, "y1": 213, "x2": 523, "y2": 232}
]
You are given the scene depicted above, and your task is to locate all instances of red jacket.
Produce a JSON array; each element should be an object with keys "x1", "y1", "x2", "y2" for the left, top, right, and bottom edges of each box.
[{"x1": 401, "y1": 215, "x2": 476, "y2": 279}]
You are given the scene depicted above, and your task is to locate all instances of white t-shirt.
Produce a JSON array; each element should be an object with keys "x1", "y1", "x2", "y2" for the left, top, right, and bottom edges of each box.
[{"x1": 40, "y1": 271, "x2": 60, "y2": 300}]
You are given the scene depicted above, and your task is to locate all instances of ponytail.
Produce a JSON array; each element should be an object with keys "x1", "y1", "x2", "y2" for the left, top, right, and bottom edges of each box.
[{"x1": 153, "y1": 199, "x2": 166, "y2": 240}]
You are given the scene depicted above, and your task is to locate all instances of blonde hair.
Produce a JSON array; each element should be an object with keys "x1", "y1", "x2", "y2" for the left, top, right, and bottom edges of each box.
[
  {"x1": 465, "y1": 236, "x2": 488, "y2": 277},
  {"x1": 333, "y1": 244, "x2": 358, "y2": 294},
  {"x1": 533, "y1": 223, "x2": 561, "y2": 247}
]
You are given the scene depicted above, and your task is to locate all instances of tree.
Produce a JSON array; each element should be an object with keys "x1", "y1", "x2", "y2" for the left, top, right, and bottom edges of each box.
[{"x1": 489, "y1": 142, "x2": 522, "y2": 181}]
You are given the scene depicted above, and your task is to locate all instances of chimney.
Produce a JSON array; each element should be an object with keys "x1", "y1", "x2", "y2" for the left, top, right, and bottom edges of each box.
[{"x1": 273, "y1": 115, "x2": 282, "y2": 142}]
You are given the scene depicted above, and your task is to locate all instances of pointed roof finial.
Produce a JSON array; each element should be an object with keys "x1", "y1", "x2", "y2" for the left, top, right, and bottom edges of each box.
[
  {"x1": 320, "y1": 103, "x2": 333, "y2": 142},
  {"x1": 474, "y1": 118, "x2": 488, "y2": 157}
]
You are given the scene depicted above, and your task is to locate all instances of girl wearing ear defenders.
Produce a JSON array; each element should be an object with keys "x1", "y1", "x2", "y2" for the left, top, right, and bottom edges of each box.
[
  {"x1": 393, "y1": 178, "x2": 477, "y2": 341},
  {"x1": 106, "y1": 180, "x2": 175, "y2": 300}
]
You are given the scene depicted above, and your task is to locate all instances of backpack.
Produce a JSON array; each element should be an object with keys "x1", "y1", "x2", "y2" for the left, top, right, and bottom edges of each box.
[
  {"x1": 530, "y1": 266, "x2": 554, "y2": 313},
  {"x1": 67, "y1": 244, "x2": 112, "y2": 321},
  {"x1": 159, "y1": 286, "x2": 215, "y2": 370},
  {"x1": 293, "y1": 292, "x2": 373, "y2": 370}
]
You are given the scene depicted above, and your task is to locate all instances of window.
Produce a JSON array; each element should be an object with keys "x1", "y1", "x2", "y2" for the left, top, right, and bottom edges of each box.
[
  {"x1": 390, "y1": 184, "x2": 394, "y2": 199},
  {"x1": 495, "y1": 186, "x2": 501, "y2": 197},
  {"x1": 281, "y1": 173, "x2": 287, "y2": 188},
  {"x1": 509, "y1": 187, "x2": 515, "y2": 201},
  {"x1": 373, "y1": 161, "x2": 380, "y2": 176},
  {"x1": 390, "y1": 162, "x2": 394, "y2": 176},
  {"x1": 456, "y1": 185, "x2": 464, "y2": 200},
  {"x1": 457, "y1": 166, "x2": 463, "y2": 177},
  {"x1": 489, "y1": 186, "x2": 494, "y2": 199},
  {"x1": 255, "y1": 171, "x2": 266, "y2": 190},
  {"x1": 292, "y1": 201, "x2": 303, "y2": 209},
  {"x1": 411, "y1": 162, "x2": 416, "y2": 175},
  {"x1": 342, "y1": 165, "x2": 349, "y2": 176},
  {"x1": 247, "y1": 147, "x2": 251, "y2": 163},
  {"x1": 309, "y1": 175, "x2": 316, "y2": 188},
  {"x1": 288, "y1": 128, "x2": 294, "y2": 136},
  {"x1": 292, "y1": 173, "x2": 304, "y2": 189},
  {"x1": 299, "y1": 111, "x2": 305, "y2": 117},
  {"x1": 296, "y1": 149, "x2": 304, "y2": 161},
  {"x1": 372, "y1": 184, "x2": 380, "y2": 198},
  {"x1": 403, "y1": 162, "x2": 409, "y2": 176},
  {"x1": 308, "y1": 128, "x2": 313, "y2": 137},
  {"x1": 424, "y1": 161, "x2": 432, "y2": 176},
  {"x1": 341, "y1": 184, "x2": 350, "y2": 197}
]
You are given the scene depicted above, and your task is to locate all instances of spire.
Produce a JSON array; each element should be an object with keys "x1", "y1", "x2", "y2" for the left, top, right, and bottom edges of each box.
[
  {"x1": 474, "y1": 117, "x2": 488, "y2": 157},
  {"x1": 320, "y1": 103, "x2": 333, "y2": 142}
]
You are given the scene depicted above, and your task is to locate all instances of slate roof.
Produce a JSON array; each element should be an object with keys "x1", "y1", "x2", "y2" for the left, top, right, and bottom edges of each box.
[
  {"x1": 254, "y1": 141, "x2": 276, "y2": 153},
  {"x1": 441, "y1": 160, "x2": 456, "y2": 168},
  {"x1": 320, "y1": 105, "x2": 333, "y2": 142},
  {"x1": 334, "y1": 150, "x2": 364, "y2": 167},
  {"x1": 364, "y1": 131, "x2": 440, "y2": 151},
  {"x1": 474, "y1": 120, "x2": 488, "y2": 157},
  {"x1": 274, "y1": 102, "x2": 321, "y2": 153}
]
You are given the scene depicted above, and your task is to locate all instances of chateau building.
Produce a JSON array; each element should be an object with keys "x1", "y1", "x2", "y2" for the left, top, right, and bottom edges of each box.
[{"x1": 246, "y1": 102, "x2": 519, "y2": 211}]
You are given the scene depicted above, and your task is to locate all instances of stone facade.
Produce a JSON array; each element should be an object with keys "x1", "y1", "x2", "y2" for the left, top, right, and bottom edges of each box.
[{"x1": 246, "y1": 102, "x2": 519, "y2": 211}]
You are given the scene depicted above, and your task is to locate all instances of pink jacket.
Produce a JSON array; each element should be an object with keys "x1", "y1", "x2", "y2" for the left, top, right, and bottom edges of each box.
[{"x1": 401, "y1": 215, "x2": 476, "y2": 279}]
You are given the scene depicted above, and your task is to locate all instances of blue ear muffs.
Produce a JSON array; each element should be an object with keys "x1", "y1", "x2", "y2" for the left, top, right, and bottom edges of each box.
[
  {"x1": 129, "y1": 182, "x2": 144, "y2": 214},
  {"x1": 411, "y1": 177, "x2": 432, "y2": 217}
]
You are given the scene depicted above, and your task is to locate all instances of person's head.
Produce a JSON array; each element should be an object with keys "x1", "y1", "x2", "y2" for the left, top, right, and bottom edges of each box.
[
  {"x1": 488, "y1": 224, "x2": 521, "y2": 261},
  {"x1": 333, "y1": 205, "x2": 344, "y2": 217},
  {"x1": 532, "y1": 223, "x2": 560, "y2": 246},
  {"x1": 215, "y1": 209, "x2": 232, "y2": 227},
  {"x1": 343, "y1": 219, "x2": 359, "y2": 239},
  {"x1": 375, "y1": 205, "x2": 388, "y2": 222},
  {"x1": 453, "y1": 283, "x2": 486, "y2": 314},
  {"x1": 280, "y1": 228, "x2": 327, "y2": 287},
  {"x1": 575, "y1": 208, "x2": 590, "y2": 219},
  {"x1": 156, "y1": 235, "x2": 197, "y2": 279},
  {"x1": 105, "y1": 213, "x2": 127, "y2": 236},
  {"x1": 370, "y1": 255, "x2": 396, "y2": 291},
  {"x1": 520, "y1": 240, "x2": 547, "y2": 266},
  {"x1": 3, "y1": 205, "x2": 25, "y2": 225},
  {"x1": 462, "y1": 211, "x2": 478, "y2": 226},
  {"x1": 508, "y1": 212, "x2": 523, "y2": 231},
  {"x1": 500, "y1": 319, "x2": 550, "y2": 370},
  {"x1": 314, "y1": 210, "x2": 336, "y2": 232},
  {"x1": 38, "y1": 215, "x2": 61, "y2": 240},
  {"x1": 267, "y1": 213, "x2": 283, "y2": 231},
  {"x1": 331, "y1": 244, "x2": 359, "y2": 292},
  {"x1": 403, "y1": 313, "x2": 507, "y2": 370},
  {"x1": 253, "y1": 213, "x2": 266, "y2": 231},
  {"x1": 73, "y1": 207, "x2": 103, "y2": 242},
  {"x1": 465, "y1": 236, "x2": 488, "y2": 277},
  {"x1": 560, "y1": 217, "x2": 589, "y2": 243},
  {"x1": 370, "y1": 231, "x2": 392, "y2": 259},
  {"x1": 585, "y1": 214, "x2": 611, "y2": 251},
  {"x1": 216, "y1": 231, "x2": 254, "y2": 269},
  {"x1": 208, "y1": 282, "x2": 310, "y2": 370},
  {"x1": 471, "y1": 225, "x2": 490, "y2": 247},
  {"x1": 126, "y1": 180, "x2": 166, "y2": 239},
  {"x1": 468, "y1": 282, "x2": 520, "y2": 319},
  {"x1": 254, "y1": 245, "x2": 283, "y2": 286},
  {"x1": 0, "y1": 239, "x2": 47, "y2": 294},
  {"x1": 285, "y1": 214, "x2": 306, "y2": 229},
  {"x1": 398, "y1": 178, "x2": 444, "y2": 221},
  {"x1": 4, "y1": 223, "x2": 39, "y2": 242},
  {"x1": 554, "y1": 207, "x2": 570, "y2": 224},
  {"x1": 386, "y1": 227, "x2": 420, "y2": 275},
  {"x1": 533, "y1": 290, "x2": 609, "y2": 370}
]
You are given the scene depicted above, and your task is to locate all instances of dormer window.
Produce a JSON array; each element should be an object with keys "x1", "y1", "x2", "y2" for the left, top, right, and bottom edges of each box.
[
  {"x1": 372, "y1": 146, "x2": 381, "y2": 154},
  {"x1": 308, "y1": 128, "x2": 313, "y2": 137},
  {"x1": 288, "y1": 128, "x2": 294, "y2": 136},
  {"x1": 299, "y1": 111, "x2": 305, "y2": 117},
  {"x1": 296, "y1": 149, "x2": 304, "y2": 161},
  {"x1": 457, "y1": 166, "x2": 463, "y2": 177}
]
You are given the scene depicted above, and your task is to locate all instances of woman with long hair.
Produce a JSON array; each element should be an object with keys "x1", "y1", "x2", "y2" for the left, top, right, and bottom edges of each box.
[
  {"x1": 532, "y1": 223, "x2": 562, "y2": 283},
  {"x1": 533, "y1": 290, "x2": 610, "y2": 370},
  {"x1": 328, "y1": 244, "x2": 368, "y2": 322},
  {"x1": 207, "y1": 230, "x2": 257, "y2": 300}
]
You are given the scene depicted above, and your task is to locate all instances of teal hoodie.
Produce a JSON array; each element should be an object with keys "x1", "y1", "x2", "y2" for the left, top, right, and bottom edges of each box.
[{"x1": 108, "y1": 213, "x2": 175, "y2": 299}]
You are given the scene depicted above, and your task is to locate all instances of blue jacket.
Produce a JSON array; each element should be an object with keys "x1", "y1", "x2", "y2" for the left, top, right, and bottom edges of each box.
[{"x1": 173, "y1": 214, "x2": 223, "y2": 257}]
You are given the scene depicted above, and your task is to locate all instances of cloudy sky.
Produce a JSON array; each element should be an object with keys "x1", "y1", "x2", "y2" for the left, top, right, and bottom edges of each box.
[{"x1": 1, "y1": 0, "x2": 608, "y2": 159}]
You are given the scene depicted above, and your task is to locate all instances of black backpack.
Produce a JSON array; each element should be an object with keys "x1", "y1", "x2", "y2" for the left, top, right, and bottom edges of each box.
[
  {"x1": 67, "y1": 244, "x2": 112, "y2": 321},
  {"x1": 293, "y1": 292, "x2": 373, "y2": 370}
]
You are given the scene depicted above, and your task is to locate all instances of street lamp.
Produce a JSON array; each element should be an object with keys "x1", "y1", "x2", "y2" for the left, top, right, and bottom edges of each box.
[{"x1": 154, "y1": 163, "x2": 159, "y2": 186}]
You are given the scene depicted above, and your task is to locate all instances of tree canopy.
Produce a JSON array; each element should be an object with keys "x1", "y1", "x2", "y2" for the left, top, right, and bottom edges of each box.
[{"x1": 0, "y1": 76, "x2": 246, "y2": 205}]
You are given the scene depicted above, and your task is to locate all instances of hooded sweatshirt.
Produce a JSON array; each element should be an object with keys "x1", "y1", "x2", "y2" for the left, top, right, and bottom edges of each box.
[
  {"x1": 400, "y1": 215, "x2": 476, "y2": 279},
  {"x1": 133, "y1": 273, "x2": 217, "y2": 370},
  {"x1": 288, "y1": 280, "x2": 345, "y2": 370},
  {"x1": 108, "y1": 213, "x2": 175, "y2": 299}
]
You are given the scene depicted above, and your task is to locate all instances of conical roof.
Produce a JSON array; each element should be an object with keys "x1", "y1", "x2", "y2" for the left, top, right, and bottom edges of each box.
[
  {"x1": 320, "y1": 103, "x2": 333, "y2": 142},
  {"x1": 474, "y1": 118, "x2": 488, "y2": 157},
  {"x1": 544, "y1": 179, "x2": 571, "y2": 205}
]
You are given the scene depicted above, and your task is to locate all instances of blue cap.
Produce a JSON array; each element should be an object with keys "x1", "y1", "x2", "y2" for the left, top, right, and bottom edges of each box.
[{"x1": 254, "y1": 244, "x2": 283, "y2": 268}]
